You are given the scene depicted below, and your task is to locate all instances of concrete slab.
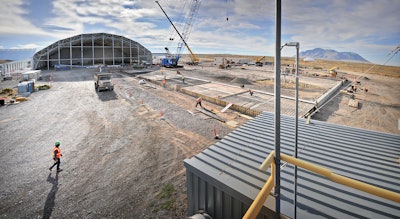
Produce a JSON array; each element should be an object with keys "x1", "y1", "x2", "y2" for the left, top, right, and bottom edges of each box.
[
  {"x1": 185, "y1": 82, "x2": 247, "y2": 98},
  {"x1": 141, "y1": 72, "x2": 317, "y2": 117}
]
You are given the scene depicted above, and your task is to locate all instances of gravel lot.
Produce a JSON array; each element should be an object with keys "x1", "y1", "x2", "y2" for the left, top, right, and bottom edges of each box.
[
  {"x1": 0, "y1": 69, "x2": 233, "y2": 218},
  {"x1": 1, "y1": 64, "x2": 398, "y2": 218}
]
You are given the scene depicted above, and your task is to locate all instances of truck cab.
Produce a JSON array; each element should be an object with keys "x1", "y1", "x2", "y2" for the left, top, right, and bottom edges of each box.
[{"x1": 94, "y1": 73, "x2": 114, "y2": 92}]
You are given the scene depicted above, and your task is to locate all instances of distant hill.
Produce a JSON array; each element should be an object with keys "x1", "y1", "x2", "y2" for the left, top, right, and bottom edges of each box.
[{"x1": 300, "y1": 48, "x2": 369, "y2": 63}]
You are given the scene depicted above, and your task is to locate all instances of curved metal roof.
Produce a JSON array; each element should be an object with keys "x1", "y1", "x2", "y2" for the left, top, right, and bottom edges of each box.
[{"x1": 33, "y1": 33, "x2": 152, "y2": 69}]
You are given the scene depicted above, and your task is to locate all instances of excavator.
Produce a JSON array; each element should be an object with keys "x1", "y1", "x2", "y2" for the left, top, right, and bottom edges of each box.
[
  {"x1": 255, "y1": 56, "x2": 265, "y2": 66},
  {"x1": 329, "y1": 66, "x2": 338, "y2": 77}
]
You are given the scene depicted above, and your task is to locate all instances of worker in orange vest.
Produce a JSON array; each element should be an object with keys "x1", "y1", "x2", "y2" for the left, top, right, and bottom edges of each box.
[
  {"x1": 195, "y1": 97, "x2": 202, "y2": 108},
  {"x1": 49, "y1": 141, "x2": 63, "y2": 172},
  {"x1": 249, "y1": 89, "x2": 254, "y2": 96}
]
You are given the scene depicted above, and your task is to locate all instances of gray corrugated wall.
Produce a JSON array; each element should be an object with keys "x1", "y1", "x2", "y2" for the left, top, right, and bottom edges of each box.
[{"x1": 185, "y1": 166, "x2": 275, "y2": 219}]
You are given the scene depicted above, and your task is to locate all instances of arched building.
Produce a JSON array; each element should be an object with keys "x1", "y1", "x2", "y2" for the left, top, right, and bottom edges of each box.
[{"x1": 33, "y1": 33, "x2": 152, "y2": 70}]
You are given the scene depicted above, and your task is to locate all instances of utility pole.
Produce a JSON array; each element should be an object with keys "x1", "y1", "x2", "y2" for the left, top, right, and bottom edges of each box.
[{"x1": 274, "y1": 0, "x2": 282, "y2": 217}]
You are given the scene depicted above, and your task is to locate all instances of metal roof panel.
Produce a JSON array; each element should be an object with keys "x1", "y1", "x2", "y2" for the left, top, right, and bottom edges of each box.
[{"x1": 185, "y1": 111, "x2": 400, "y2": 218}]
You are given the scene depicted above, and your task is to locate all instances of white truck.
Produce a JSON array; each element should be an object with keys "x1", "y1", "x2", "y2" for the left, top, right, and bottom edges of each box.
[{"x1": 94, "y1": 73, "x2": 114, "y2": 92}]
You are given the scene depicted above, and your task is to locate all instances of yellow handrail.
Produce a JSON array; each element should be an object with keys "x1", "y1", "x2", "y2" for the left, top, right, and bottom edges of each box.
[
  {"x1": 243, "y1": 150, "x2": 400, "y2": 219},
  {"x1": 279, "y1": 153, "x2": 400, "y2": 203},
  {"x1": 243, "y1": 163, "x2": 275, "y2": 219},
  {"x1": 259, "y1": 150, "x2": 275, "y2": 172}
]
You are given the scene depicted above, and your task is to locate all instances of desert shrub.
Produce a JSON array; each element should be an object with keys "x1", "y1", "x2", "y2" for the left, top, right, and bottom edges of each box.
[
  {"x1": 37, "y1": 85, "x2": 51, "y2": 90},
  {"x1": 0, "y1": 88, "x2": 14, "y2": 94}
]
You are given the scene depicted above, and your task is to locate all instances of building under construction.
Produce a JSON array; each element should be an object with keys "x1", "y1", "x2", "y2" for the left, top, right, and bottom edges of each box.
[{"x1": 32, "y1": 33, "x2": 152, "y2": 70}]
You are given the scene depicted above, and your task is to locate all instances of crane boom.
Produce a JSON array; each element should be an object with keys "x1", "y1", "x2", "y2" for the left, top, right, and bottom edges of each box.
[{"x1": 155, "y1": 0, "x2": 200, "y2": 66}]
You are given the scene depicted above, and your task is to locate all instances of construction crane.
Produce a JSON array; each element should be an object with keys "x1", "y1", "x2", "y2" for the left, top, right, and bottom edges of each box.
[
  {"x1": 156, "y1": 0, "x2": 201, "y2": 67},
  {"x1": 255, "y1": 56, "x2": 265, "y2": 66}
]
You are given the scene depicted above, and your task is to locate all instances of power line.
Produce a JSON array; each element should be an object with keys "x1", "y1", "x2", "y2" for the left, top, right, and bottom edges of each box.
[{"x1": 364, "y1": 45, "x2": 399, "y2": 74}]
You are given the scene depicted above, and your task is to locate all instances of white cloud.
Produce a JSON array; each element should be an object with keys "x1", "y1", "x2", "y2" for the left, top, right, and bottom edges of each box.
[
  {"x1": 0, "y1": 0, "x2": 47, "y2": 36},
  {"x1": 0, "y1": 0, "x2": 398, "y2": 65},
  {"x1": 120, "y1": 8, "x2": 157, "y2": 19},
  {"x1": 282, "y1": 0, "x2": 400, "y2": 51},
  {"x1": 11, "y1": 44, "x2": 41, "y2": 49}
]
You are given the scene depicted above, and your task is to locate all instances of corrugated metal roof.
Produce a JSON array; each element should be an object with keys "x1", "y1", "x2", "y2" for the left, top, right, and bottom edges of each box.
[{"x1": 184, "y1": 111, "x2": 400, "y2": 218}]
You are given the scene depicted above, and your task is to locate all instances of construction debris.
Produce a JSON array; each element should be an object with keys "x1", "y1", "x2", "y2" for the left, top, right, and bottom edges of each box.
[
  {"x1": 348, "y1": 99, "x2": 359, "y2": 108},
  {"x1": 15, "y1": 97, "x2": 28, "y2": 102},
  {"x1": 221, "y1": 103, "x2": 233, "y2": 113}
]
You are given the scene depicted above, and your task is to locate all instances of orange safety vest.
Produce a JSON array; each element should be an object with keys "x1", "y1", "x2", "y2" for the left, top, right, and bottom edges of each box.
[{"x1": 52, "y1": 146, "x2": 62, "y2": 159}]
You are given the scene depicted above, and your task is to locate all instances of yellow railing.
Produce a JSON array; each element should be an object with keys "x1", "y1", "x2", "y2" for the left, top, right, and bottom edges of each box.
[{"x1": 243, "y1": 150, "x2": 400, "y2": 219}]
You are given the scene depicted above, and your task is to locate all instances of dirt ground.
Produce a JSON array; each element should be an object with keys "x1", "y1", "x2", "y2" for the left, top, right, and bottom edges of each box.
[
  {"x1": 0, "y1": 68, "x2": 236, "y2": 218},
  {"x1": 311, "y1": 70, "x2": 400, "y2": 135},
  {"x1": 175, "y1": 63, "x2": 400, "y2": 135},
  {"x1": 0, "y1": 63, "x2": 399, "y2": 218}
]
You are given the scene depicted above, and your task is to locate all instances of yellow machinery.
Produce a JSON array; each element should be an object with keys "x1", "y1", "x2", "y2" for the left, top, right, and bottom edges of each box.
[
  {"x1": 329, "y1": 66, "x2": 338, "y2": 77},
  {"x1": 255, "y1": 56, "x2": 265, "y2": 66},
  {"x1": 218, "y1": 58, "x2": 231, "y2": 69},
  {"x1": 186, "y1": 45, "x2": 200, "y2": 65}
]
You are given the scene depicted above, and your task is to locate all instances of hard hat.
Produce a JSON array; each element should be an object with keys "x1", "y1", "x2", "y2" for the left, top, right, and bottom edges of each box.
[{"x1": 55, "y1": 141, "x2": 60, "y2": 146}]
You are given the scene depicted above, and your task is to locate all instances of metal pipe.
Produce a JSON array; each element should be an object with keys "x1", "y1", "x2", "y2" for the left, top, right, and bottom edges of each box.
[
  {"x1": 330, "y1": 173, "x2": 400, "y2": 203},
  {"x1": 280, "y1": 153, "x2": 400, "y2": 202},
  {"x1": 260, "y1": 150, "x2": 275, "y2": 172},
  {"x1": 243, "y1": 163, "x2": 275, "y2": 219},
  {"x1": 294, "y1": 42, "x2": 299, "y2": 219},
  {"x1": 274, "y1": 0, "x2": 282, "y2": 216},
  {"x1": 282, "y1": 41, "x2": 300, "y2": 218},
  {"x1": 246, "y1": 150, "x2": 400, "y2": 218},
  {"x1": 280, "y1": 153, "x2": 331, "y2": 176}
]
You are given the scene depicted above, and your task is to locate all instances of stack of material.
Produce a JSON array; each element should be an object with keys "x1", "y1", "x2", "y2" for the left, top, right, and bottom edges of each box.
[{"x1": 348, "y1": 99, "x2": 359, "y2": 108}]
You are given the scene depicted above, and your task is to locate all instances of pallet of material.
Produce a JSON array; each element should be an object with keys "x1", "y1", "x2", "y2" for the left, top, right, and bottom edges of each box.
[{"x1": 348, "y1": 99, "x2": 359, "y2": 108}]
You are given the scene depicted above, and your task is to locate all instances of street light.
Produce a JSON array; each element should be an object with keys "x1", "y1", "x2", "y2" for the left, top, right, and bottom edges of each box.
[{"x1": 281, "y1": 41, "x2": 299, "y2": 219}]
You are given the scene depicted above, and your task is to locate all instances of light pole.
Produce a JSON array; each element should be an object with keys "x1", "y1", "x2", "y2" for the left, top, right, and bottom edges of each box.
[
  {"x1": 274, "y1": 1, "x2": 282, "y2": 217},
  {"x1": 281, "y1": 41, "x2": 299, "y2": 219}
]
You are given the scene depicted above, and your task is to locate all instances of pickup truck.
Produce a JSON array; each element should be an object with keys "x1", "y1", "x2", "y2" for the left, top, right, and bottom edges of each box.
[{"x1": 94, "y1": 73, "x2": 114, "y2": 92}]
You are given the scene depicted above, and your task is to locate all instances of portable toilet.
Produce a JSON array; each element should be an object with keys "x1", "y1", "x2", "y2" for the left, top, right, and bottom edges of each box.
[
  {"x1": 27, "y1": 81, "x2": 34, "y2": 93},
  {"x1": 18, "y1": 82, "x2": 28, "y2": 94}
]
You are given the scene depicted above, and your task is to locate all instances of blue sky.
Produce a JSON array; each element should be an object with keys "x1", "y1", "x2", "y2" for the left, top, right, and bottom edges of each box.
[{"x1": 0, "y1": 0, "x2": 399, "y2": 66}]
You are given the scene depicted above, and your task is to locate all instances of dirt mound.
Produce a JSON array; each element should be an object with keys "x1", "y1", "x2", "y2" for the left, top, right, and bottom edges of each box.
[{"x1": 230, "y1": 77, "x2": 252, "y2": 84}]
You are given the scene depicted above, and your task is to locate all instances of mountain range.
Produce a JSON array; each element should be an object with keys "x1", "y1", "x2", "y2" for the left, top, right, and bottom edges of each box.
[{"x1": 300, "y1": 48, "x2": 369, "y2": 62}]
